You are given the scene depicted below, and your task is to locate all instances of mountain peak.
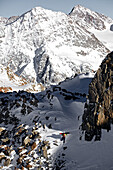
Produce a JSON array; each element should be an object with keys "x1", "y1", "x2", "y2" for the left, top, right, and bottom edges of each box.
[
  {"x1": 0, "y1": 5, "x2": 112, "y2": 90},
  {"x1": 69, "y1": 5, "x2": 90, "y2": 15},
  {"x1": 69, "y1": 4, "x2": 112, "y2": 30}
]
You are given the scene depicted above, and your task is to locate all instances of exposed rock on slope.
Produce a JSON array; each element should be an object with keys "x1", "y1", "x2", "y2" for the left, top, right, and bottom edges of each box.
[
  {"x1": 82, "y1": 51, "x2": 113, "y2": 141},
  {"x1": 0, "y1": 90, "x2": 58, "y2": 169},
  {"x1": 6, "y1": 16, "x2": 19, "y2": 25},
  {"x1": 110, "y1": 24, "x2": 113, "y2": 31},
  {"x1": 0, "y1": 64, "x2": 44, "y2": 93},
  {"x1": 69, "y1": 5, "x2": 112, "y2": 30}
]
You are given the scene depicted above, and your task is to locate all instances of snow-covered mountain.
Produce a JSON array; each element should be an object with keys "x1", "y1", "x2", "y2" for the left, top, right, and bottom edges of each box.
[
  {"x1": 69, "y1": 5, "x2": 112, "y2": 30},
  {"x1": 0, "y1": 5, "x2": 113, "y2": 91}
]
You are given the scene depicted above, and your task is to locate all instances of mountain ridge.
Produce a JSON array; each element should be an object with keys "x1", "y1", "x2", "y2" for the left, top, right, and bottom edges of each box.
[{"x1": 0, "y1": 5, "x2": 113, "y2": 91}]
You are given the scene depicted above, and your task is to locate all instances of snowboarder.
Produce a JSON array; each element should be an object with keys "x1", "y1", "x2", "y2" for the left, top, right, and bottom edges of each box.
[{"x1": 60, "y1": 132, "x2": 69, "y2": 144}]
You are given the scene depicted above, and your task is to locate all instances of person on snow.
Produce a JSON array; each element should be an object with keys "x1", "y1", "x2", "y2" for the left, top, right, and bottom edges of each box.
[{"x1": 60, "y1": 132, "x2": 69, "y2": 144}]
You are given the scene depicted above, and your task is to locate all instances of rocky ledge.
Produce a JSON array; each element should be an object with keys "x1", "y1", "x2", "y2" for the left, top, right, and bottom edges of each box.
[{"x1": 82, "y1": 51, "x2": 113, "y2": 141}]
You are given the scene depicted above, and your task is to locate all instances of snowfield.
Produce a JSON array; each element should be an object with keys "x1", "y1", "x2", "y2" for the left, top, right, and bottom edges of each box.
[
  {"x1": 0, "y1": 73, "x2": 113, "y2": 169},
  {"x1": 92, "y1": 23, "x2": 113, "y2": 51}
]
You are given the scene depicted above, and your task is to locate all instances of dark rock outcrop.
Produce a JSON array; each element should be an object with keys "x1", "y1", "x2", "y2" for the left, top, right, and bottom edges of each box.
[
  {"x1": 110, "y1": 24, "x2": 113, "y2": 31},
  {"x1": 82, "y1": 52, "x2": 113, "y2": 141}
]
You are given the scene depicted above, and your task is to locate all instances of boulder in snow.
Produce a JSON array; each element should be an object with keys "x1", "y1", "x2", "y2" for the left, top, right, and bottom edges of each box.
[{"x1": 110, "y1": 24, "x2": 113, "y2": 31}]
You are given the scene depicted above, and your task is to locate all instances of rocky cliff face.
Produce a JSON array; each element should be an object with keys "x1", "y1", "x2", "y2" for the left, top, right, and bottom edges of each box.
[{"x1": 82, "y1": 51, "x2": 113, "y2": 141}]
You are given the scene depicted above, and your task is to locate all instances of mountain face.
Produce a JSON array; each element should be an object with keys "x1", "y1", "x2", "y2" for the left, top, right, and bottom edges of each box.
[
  {"x1": 0, "y1": 5, "x2": 112, "y2": 90},
  {"x1": 69, "y1": 5, "x2": 112, "y2": 30},
  {"x1": 82, "y1": 51, "x2": 113, "y2": 141}
]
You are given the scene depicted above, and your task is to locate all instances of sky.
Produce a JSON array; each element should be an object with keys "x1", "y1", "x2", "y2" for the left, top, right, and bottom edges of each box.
[{"x1": 0, "y1": 0, "x2": 113, "y2": 19}]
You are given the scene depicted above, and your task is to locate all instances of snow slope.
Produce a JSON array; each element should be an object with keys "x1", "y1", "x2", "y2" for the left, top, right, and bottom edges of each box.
[
  {"x1": 0, "y1": 73, "x2": 113, "y2": 169},
  {"x1": 42, "y1": 73, "x2": 113, "y2": 170},
  {"x1": 92, "y1": 27, "x2": 113, "y2": 51}
]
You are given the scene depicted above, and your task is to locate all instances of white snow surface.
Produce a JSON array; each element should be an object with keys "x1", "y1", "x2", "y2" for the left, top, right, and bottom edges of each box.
[{"x1": 92, "y1": 26, "x2": 113, "y2": 51}]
